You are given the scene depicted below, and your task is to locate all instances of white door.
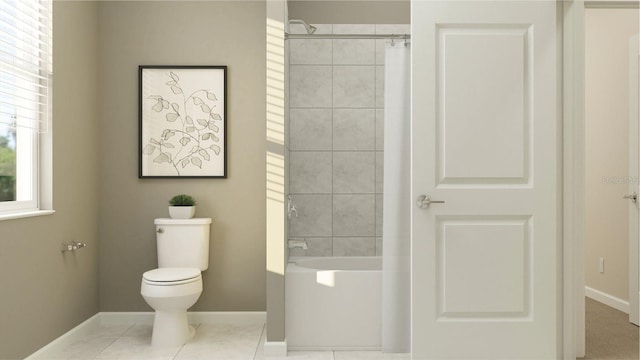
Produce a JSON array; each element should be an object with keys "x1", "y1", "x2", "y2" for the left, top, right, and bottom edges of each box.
[
  {"x1": 411, "y1": 1, "x2": 559, "y2": 359},
  {"x1": 629, "y1": 34, "x2": 640, "y2": 326}
]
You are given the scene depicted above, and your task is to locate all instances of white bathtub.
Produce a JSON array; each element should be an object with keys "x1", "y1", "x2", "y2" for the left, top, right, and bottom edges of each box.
[{"x1": 286, "y1": 257, "x2": 382, "y2": 350}]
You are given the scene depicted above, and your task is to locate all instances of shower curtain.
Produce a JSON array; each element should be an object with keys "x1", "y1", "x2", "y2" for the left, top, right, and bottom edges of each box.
[{"x1": 382, "y1": 42, "x2": 411, "y2": 353}]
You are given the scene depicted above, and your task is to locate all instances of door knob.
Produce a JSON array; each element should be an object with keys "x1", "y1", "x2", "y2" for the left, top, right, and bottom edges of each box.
[
  {"x1": 417, "y1": 195, "x2": 445, "y2": 209},
  {"x1": 623, "y1": 192, "x2": 637, "y2": 203}
]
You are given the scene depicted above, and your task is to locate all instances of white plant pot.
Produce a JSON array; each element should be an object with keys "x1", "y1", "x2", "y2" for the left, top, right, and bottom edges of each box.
[{"x1": 169, "y1": 206, "x2": 196, "y2": 219}]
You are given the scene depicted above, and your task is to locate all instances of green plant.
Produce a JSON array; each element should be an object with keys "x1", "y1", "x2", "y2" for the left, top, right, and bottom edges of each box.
[{"x1": 169, "y1": 194, "x2": 196, "y2": 206}]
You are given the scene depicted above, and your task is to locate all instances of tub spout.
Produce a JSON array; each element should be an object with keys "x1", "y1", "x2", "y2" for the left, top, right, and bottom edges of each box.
[{"x1": 288, "y1": 239, "x2": 308, "y2": 250}]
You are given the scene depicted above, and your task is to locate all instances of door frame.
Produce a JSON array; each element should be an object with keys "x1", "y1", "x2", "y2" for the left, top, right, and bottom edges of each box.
[
  {"x1": 563, "y1": 1, "x2": 585, "y2": 358},
  {"x1": 263, "y1": 0, "x2": 632, "y2": 358},
  {"x1": 565, "y1": 1, "x2": 640, "y2": 358}
]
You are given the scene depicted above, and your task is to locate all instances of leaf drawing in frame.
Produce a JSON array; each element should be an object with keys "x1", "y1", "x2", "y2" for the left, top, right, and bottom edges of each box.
[{"x1": 139, "y1": 66, "x2": 227, "y2": 178}]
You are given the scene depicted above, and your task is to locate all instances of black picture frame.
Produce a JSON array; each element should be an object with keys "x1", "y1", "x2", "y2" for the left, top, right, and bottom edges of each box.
[{"x1": 139, "y1": 65, "x2": 227, "y2": 178}]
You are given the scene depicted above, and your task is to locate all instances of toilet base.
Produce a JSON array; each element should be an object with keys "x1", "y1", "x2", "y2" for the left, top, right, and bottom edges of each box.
[{"x1": 151, "y1": 310, "x2": 195, "y2": 347}]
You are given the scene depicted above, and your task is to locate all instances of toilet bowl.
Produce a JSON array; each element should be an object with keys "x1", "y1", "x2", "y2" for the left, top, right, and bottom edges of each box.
[
  {"x1": 140, "y1": 218, "x2": 211, "y2": 347},
  {"x1": 141, "y1": 267, "x2": 203, "y2": 347}
]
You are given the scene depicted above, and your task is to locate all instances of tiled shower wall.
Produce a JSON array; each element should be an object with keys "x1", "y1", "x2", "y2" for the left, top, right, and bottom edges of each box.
[{"x1": 287, "y1": 24, "x2": 410, "y2": 257}]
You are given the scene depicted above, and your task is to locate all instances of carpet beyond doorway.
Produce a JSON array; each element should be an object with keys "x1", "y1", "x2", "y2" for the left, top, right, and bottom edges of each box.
[{"x1": 585, "y1": 297, "x2": 639, "y2": 359}]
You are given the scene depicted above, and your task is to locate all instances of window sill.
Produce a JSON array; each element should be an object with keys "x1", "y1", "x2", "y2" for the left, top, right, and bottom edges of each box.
[{"x1": 0, "y1": 210, "x2": 55, "y2": 221}]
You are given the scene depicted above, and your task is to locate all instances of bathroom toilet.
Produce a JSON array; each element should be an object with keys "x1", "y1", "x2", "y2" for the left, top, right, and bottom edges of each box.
[{"x1": 140, "y1": 218, "x2": 211, "y2": 347}]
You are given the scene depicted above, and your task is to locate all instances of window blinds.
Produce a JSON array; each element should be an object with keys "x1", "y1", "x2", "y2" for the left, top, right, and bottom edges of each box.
[{"x1": 0, "y1": 0, "x2": 51, "y2": 132}]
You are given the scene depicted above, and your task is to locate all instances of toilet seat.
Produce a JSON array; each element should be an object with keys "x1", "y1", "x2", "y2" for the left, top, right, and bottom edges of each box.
[{"x1": 143, "y1": 268, "x2": 201, "y2": 286}]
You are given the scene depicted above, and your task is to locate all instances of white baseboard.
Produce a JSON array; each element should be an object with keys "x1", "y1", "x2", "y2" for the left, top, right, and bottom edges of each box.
[
  {"x1": 189, "y1": 311, "x2": 266, "y2": 324},
  {"x1": 97, "y1": 311, "x2": 266, "y2": 326},
  {"x1": 97, "y1": 312, "x2": 154, "y2": 325},
  {"x1": 288, "y1": 345, "x2": 381, "y2": 351},
  {"x1": 25, "y1": 314, "x2": 101, "y2": 360},
  {"x1": 26, "y1": 311, "x2": 266, "y2": 359},
  {"x1": 585, "y1": 286, "x2": 630, "y2": 314},
  {"x1": 263, "y1": 339, "x2": 288, "y2": 357}
]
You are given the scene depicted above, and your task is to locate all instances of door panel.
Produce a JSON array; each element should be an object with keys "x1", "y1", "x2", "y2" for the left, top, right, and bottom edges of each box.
[
  {"x1": 438, "y1": 26, "x2": 530, "y2": 184},
  {"x1": 411, "y1": 1, "x2": 559, "y2": 358},
  {"x1": 438, "y1": 216, "x2": 530, "y2": 315}
]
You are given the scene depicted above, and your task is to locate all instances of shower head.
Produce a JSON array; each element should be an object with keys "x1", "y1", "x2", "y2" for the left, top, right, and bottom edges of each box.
[{"x1": 289, "y1": 19, "x2": 317, "y2": 34}]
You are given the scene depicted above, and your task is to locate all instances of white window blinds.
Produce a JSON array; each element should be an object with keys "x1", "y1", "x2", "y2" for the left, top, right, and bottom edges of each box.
[{"x1": 0, "y1": 0, "x2": 51, "y2": 132}]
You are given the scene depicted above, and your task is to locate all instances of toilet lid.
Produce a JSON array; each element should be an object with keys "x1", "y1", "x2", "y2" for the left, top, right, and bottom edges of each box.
[{"x1": 143, "y1": 268, "x2": 201, "y2": 283}]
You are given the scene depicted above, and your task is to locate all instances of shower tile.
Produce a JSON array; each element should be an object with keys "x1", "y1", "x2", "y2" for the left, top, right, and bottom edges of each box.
[
  {"x1": 376, "y1": 109, "x2": 384, "y2": 150},
  {"x1": 375, "y1": 24, "x2": 411, "y2": 35},
  {"x1": 333, "y1": 24, "x2": 376, "y2": 35},
  {"x1": 290, "y1": 39, "x2": 332, "y2": 65},
  {"x1": 333, "y1": 109, "x2": 375, "y2": 150},
  {"x1": 285, "y1": 146, "x2": 290, "y2": 194},
  {"x1": 375, "y1": 39, "x2": 387, "y2": 65},
  {"x1": 376, "y1": 194, "x2": 383, "y2": 237},
  {"x1": 333, "y1": 66, "x2": 375, "y2": 108},
  {"x1": 376, "y1": 151, "x2": 384, "y2": 193},
  {"x1": 289, "y1": 194, "x2": 332, "y2": 237},
  {"x1": 290, "y1": 65, "x2": 332, "y2": 108},
  {"x1": 333, "y1": 39, "x2": 375, "y2": 65},
  {"x1": 333, "y1": 152, "x2": 375, "y2": 194},
  {"x1": 289, "y1": 151, "x2": 332, "y2": 194},
  {"x1": 289, "y1": 237, "x2": 332, "y2": 256},
  {"x1": 376, "y1": 237, "x2": 383, "y2": 256},
  {"x1": 333, "y1": 194, "x2": 376, "y2": 236},
  {"x1": 333, "y1": 237, "x2": 376, "y2": 256},
  {"x1": 290, "y1": 109, "x2": 332, "y2": 151},
  {"x1": 376, "y1": 65, "x2": 385, "y2": 108}
]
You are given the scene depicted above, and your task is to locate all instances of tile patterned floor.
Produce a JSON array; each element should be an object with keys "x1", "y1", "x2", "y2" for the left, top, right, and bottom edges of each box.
[{"x1": 34, "y1": 323, "x2": 409, "y2": 360}]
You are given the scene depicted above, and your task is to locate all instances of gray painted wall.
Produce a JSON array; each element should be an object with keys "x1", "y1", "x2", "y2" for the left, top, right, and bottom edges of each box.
[
  {"x1": 288, "y1": 1, "x2": 410, "y2": 24},
  {"x1": 0, "y1": 2, "x2": 100, "y2": 358},
  {"x1": 97, "y1": 1, "x2": 267, "y2": 312}
]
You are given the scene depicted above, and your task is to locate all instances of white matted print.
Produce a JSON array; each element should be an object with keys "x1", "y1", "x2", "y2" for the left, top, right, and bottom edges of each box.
[{"x1": 139, "y1": 66, "x2": 227, "y2": 178}]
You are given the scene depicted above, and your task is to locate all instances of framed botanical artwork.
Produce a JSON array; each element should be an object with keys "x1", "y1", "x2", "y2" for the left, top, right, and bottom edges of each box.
[{"x1": 139, "y1": 65, "x2": 227, "y2": 178}]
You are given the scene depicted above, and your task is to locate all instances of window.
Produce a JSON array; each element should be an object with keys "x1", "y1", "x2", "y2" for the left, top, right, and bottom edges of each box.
[{"x1": 0, "y1": 0, "x2": 51, "y2": 216}]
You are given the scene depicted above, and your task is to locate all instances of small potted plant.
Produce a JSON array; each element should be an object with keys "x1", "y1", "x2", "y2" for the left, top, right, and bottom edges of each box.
[{"x1": 168, "y1": 194, "x2": 196, "y2": 219}]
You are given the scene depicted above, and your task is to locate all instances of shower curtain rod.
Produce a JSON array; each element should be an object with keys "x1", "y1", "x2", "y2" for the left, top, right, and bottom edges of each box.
[{"x1": 285, "y1": 33, "x2": 410, "y2": 40}]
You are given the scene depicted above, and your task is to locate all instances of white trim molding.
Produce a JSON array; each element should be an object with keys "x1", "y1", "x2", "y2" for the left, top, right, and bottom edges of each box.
[
  {"x1": 25, "y1": 311, "x2": 266, "y2": 360},
  {"x1": 563, "y1": 0, "x2": 586, "y2": 358},
  {"x1": 585, "y1": 286, "x2": 630, "y2": 314},
  {"x1": 25, "y1": 314, "x2": 101, "y2": 360},
  {"x1": 263, "y1": 339, "x2": 288, "y2": 357},
  {"x1": 97, "y1": 311, "x2": 267, "y2": 326}
]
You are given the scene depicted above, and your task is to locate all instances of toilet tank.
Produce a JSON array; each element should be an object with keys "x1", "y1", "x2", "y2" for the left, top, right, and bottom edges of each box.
[{"x1": 155, "y1": 218, "x2": 212, "y2": 271}]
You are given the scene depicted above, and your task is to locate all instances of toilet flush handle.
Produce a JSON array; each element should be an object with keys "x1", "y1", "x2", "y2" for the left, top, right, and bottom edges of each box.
[{"x1": 157, "y1": 228, "x2": 164, "y2": 234}]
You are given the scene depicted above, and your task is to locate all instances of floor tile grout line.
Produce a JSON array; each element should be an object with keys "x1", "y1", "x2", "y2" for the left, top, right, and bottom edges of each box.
[
  {"x1": 170, "y1": 322, "x2": 200, "y2": 360},
  {"x1": 92, "y1": 323, "x2": 136, "y2": 359},
  {"x1": 91, "y1": 336, "x2": 121, "y2": 360},
  {"x1": 252, "y1": 323, "x2": 266, "y2": 360},
  {"x1": 171, "y1": 343, "x2": 186, "y2": 360}
]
